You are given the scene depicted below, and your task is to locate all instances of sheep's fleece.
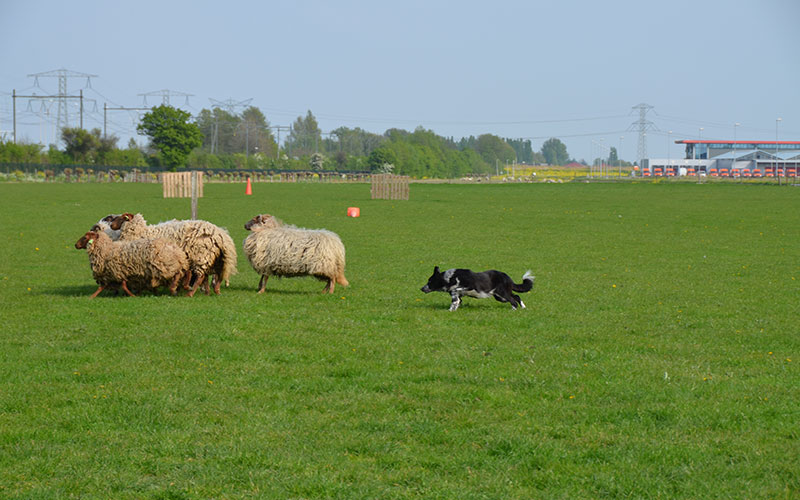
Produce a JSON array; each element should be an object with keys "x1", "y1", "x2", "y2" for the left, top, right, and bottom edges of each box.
[
  {"x1": 243, "y1": 214, "x2": 348, "y2": 293},
  {"x1": 75, "y1": 230, "x2": 188, "y2": 297}
]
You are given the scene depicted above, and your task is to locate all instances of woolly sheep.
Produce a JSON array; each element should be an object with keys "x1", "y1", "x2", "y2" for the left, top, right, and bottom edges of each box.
[
  {"x1": 91, "y1": 214, "x2": 119, "y2": 241},
  {"x1": 94, "y1": 214, "x2": 121, "y2": 241},
  {"x1": 108, "y1": 213, "x2": 237, "y2": 297},
  {"x1": 243, "y1": 214, "x2": 349, "y2": 294},
  {"x1": 75, "y1": 229, "x2": 189, "y2": 298}
]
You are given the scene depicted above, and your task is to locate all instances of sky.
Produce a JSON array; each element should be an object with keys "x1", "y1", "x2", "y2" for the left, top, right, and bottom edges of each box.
[{"x1": 1, "y1": 0, "x2": 799, "y2": 163}]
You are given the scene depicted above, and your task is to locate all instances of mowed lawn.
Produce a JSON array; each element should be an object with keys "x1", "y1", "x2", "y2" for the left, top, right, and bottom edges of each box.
[{"x1": 0, "y1": 181, "x2": 798, "y2": 499}]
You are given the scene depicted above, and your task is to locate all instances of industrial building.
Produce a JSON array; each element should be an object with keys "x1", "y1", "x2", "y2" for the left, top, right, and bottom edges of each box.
[{"x1": 641, "y1": 140, "x2": 800, "y2": 178}]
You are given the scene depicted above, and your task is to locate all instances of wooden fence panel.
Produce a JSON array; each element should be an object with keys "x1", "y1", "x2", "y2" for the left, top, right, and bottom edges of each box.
[
  {"x1": 371, "y1": 174, "x2": 409, "y2": 200},
  {"x1": 162, "y1": 171, "x2": 203, "y2": 198}
]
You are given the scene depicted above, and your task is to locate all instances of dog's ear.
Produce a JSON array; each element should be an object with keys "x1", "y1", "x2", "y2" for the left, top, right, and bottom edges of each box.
[{"x1": 433, "y1": 266, "x2": 440, "y2": 274}]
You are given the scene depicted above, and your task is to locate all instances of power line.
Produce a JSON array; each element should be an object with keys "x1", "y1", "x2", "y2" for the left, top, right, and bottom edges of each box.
[
  {"x1": 209, "y1": 97, "x2": 252, "y2": 114},
  {"x1": 629, "y1": 103, "x2": 657, "y2": 165},
  {"x1": 12, "y1": 89, "x2": 86, "y2": 143},
  {"x1": 138, "y1": 89, "x2": 194, "y2": 107},
  {"x1": 103, "y1": 104, "x2": 151, "y2": 138},
  {"x1": 27, "y1": 68, "x2": 97, "y2": 134}
]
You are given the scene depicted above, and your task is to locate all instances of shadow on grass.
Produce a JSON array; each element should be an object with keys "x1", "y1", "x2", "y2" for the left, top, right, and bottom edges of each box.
[
  {"x1": 411, "y1": 299, "x2": 509, "y2": 311},
  {"x1": 44, "y1": 285, "x2": 186, "y2": 298},
  {"x1": 43, "y1": 284, "x2": 329, "y2": 298},
  {"x1": 223, "y1": 285, "x2": 316, "y2": 296}
]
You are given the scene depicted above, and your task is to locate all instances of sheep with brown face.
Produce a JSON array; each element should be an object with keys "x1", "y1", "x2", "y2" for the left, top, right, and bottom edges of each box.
[
  {"x1": 243, "y1": 214, "x2": 349, "y2": 294},
  {"x1": 75, "y1": 230, "x2": 189, "y2": 298},
  {"x1": 108, "y1": 212, "x2": 237, "y2": 297}
]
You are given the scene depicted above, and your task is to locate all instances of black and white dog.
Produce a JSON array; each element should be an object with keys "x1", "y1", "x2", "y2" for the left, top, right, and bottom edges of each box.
[{"x1": 420, "y1": 266, "x2": 534, "y2": 311}]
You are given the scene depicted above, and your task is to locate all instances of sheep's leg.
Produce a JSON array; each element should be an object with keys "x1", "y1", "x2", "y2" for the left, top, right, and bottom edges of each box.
[
  {"x1": 182, "y1": 271, "x2": 192, "y2": 290},
  {"x1": 121, "y1": 281, "x2": 136, "y2": 297},
  {"x1": 257, "y1": 275, "x2": 269, "y2": 294},
  {"x1": 324, "y1": 278, "x2": 335, "y2": 294},
  {"x1": 168, "y1": 274, "x2": 181, "y2": 295},
  {"x1": 197, "y1": 275, "x2": 210, "y2": 295},
  {"x1": 213, "y1": 273, "x2": 222, "y2": 295},
  {"x1": 187, "y1": 272, "x2": 205, "y2": 297},
  {"x1": 89, "y1": 285, "x2": 105, "y2": 299}
]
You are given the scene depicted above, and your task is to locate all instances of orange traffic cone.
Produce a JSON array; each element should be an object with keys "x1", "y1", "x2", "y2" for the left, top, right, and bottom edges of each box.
[{"x1": 245, "y1": 177, "x2": 252, "y2": 195}]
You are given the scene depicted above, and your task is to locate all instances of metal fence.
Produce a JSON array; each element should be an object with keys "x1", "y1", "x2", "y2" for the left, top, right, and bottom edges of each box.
[{"x1": 0, "y1": 163, "x2": 370, "y2": 183}]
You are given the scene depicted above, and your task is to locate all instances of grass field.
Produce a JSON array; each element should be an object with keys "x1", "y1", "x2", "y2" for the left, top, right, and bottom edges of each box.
[{"x1": 0, "y1": 181, "x2": 798, "y2": 499}]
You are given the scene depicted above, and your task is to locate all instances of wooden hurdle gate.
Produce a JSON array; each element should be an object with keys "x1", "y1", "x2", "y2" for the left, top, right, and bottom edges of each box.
[
  {"x1": 163, "y1": 171, "x2": 204, "y2": 219},
  {"x1": 371, "y1": 174, "x2": 410, "y2": 200},
  {"x1": 162, "y1": 171, "x2": 204, "y2": 198}
]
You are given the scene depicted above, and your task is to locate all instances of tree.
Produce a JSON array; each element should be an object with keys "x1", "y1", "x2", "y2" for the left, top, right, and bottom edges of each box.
[
  {"x1": 0, "y1": 140, "x2": 44, "y2": 163},
  {"x1": 137, "y1": 105, "x2": 203, "y2": 168},
  {"x1": 61, "y1": 127, "x2": 100, "y2": 162},
  {"x1": 608, "y1": 146, "x2": 618, "y2": 165},
  {"x1": 474, "y1": 134, "x2": 516, "y2": 166},
  {"x1": 541, "y1": 138, "x2": 569, "y2": 165},
  {"x1": 505, "y1": 138, "x2": 534, "y2": 164},
  {"x1": 285, "y1": 110, "x2": 321, "y2": 157},
  {"x1": 196, "y1": 107, "x2": 238, "y2": 154},
  {"x1": 325, "y1": 126, "x2": 385, "y2": 157},
  {"x1": 367, "y1": 147, "x2": 397, "y2": 172},
  {"x1": 310, "y1": 152, "x2": 325, "y2": 171},
  {"x1": 237, "y1": 107, "x2": 276, "y2": 158}
]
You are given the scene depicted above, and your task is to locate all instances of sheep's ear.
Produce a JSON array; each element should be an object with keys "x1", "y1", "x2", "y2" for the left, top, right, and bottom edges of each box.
[{"x1": 123, "y1": 213, "x2": 133, "y2": 221}]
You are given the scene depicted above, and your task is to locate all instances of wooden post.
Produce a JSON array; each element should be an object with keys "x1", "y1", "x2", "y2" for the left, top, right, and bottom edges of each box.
[
  {"x1": 191, "y1": 171, "x2": 199, "y2": 219},
  {"x1": 163, "y1": 171, "x2": 203, "y2": 218}
]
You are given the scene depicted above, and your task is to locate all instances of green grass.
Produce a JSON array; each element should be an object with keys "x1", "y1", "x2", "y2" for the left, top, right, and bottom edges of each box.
[{"x1": 0, "y1": 181, "x2": 798, "y2": 499}]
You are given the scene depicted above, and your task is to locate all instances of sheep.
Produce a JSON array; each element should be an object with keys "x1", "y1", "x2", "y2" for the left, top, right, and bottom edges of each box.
[
  {"x1": 108, "y1": 213, "x2": 238, "y2": 297},
  {"x1": 94, "y1": 214, "x2": 121, "y2": 241},
  {"x1": 243, "y1": 213, "x2": 349, "y2": 294},
  {"x1": 75, "y1": 229, "x2": 189, "y2": 298},
  {"x1": 96, "y1": 214, "x2": 121, "y2": 240}
]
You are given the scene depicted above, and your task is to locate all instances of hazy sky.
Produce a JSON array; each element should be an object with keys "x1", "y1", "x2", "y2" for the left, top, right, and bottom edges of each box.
[{"x1": 2, "y1": 0, "x2": 798, "y2": 163}]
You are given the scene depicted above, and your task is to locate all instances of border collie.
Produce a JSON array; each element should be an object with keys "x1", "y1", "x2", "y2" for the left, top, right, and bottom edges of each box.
[{"x1": 420, "y1": 266, "x2": 534, "y2": 311}]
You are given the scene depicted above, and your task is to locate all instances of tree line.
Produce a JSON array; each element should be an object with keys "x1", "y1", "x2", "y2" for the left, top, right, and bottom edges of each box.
[{"x1": 0, "y1": 105, "x2": 616, "y2": 177}]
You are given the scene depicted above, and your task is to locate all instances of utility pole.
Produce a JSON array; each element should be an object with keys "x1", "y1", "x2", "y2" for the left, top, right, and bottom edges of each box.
[
  {"x1": 271, "y1": 125, "x2": 291, "y2": 160},
  {"x1": 27, "y1": 68, "x2": 97, "y2": 134},
  {"x1": 12, "y1": 89, "x2": 84, "y2": 144}
]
